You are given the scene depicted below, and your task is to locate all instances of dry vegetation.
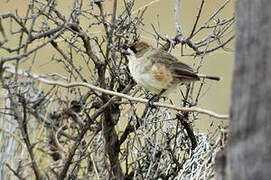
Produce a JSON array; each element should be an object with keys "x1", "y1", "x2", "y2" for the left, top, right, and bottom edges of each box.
[{"x1": 0, "y1": 0, "x2": 233, "y2": 179}]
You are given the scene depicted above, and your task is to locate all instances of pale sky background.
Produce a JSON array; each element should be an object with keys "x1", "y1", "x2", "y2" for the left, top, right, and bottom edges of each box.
[{"x1": 0, "y1": 0, "x2": 234, "y2": 130}]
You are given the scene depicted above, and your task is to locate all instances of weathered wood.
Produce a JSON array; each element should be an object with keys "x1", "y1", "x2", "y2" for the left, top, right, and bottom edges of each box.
[{"x1": 224, "y1": 0, "x2": 271, "y2": 179}]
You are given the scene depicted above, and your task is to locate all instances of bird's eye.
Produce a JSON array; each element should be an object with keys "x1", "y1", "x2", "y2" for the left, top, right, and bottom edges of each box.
[{"x1": 130, "y1": 46, "x2": 137, "y2": 54}]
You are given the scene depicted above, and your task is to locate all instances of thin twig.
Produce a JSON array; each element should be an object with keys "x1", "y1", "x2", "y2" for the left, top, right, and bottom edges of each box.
[
  {"x1": 174, "y1": 0, "x2": 182, "y2": 36},
  {"x1": 176, "y1": 113, "x2": 197, "y2": 150},
  {"x1": 6, "y1": 163, "x2": 25, "y2": 180},
  {"x1": 189, "y1": 0, "x2": 205, "y2": 39},
  {"x1": 1, "y1": 25, "x2": 66, "y2": 62},
  {"x1": 6, "y1": 89, "x2": 44, "y2": 179}
]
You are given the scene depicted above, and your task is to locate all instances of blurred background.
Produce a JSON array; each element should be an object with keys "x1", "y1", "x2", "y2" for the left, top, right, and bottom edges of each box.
[{"x1": 0, "y1": 0, "x2": 234, "y2": 130}]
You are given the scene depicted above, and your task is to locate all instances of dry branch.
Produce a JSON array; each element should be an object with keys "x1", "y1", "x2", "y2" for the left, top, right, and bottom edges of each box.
[{"x1": 4, "y1": 64, "x2": 229, "y2": 120}]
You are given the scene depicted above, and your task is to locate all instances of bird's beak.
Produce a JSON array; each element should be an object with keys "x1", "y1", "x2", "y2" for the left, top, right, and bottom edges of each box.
[{"x1": 121, "y1": 51, "x2": 131, "y2": 56}]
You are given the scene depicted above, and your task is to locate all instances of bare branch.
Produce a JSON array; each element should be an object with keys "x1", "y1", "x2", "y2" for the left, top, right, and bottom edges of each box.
[
  {"x1": 1, "y1": 26, "x2": 66, "y2": 62},
  {"x1": 189, "y1": 0, "x2": 205, "y2": 38},
  {"x1": 4, "y1": 65, "x2": 229, "y2": 120},
  {"x1": 174, "y1": 0, "x2": 182, "y2": 36},
  {"x1": 0, "y1": 1, "x2": 232, "y2": 179}
]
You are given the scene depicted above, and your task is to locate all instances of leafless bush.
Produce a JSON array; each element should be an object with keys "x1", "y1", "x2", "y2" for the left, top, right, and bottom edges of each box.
[{"x1": 0, "y1": 0, "x2": 233, "y2": 179}]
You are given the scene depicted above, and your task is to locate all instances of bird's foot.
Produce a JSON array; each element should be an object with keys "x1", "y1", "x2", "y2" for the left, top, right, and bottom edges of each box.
[{"x1": 147, "y1": 95, "x2": 160, "y2": 109}]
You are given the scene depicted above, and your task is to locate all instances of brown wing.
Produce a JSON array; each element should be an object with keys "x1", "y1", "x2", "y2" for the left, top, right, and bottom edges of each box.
[{"x1": 149, "y1": 49, "x2": 200, "y2": 81}]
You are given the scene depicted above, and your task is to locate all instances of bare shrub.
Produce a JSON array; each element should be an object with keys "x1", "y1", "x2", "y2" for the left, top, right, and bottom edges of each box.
[{"x1": 0, "y1": 0, "x2": 233, "y2": 179}]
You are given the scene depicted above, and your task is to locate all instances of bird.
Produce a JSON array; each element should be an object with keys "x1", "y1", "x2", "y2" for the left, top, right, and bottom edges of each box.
[{"x1": 123, "y1": 41, "x2": 220, "y2": 104}]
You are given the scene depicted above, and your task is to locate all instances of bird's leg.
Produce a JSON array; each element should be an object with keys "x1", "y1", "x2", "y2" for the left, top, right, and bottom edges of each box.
[
  {"x1": 147, "y1": 95, "x2": 159, "y2": 108},
  {"x1": 147, "y1": 89, "x2": 167, "y2": 108}
]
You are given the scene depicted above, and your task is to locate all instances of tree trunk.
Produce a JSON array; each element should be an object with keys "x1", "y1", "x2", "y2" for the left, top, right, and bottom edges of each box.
[{"x1": 223, "y1": 0, "x2": 271, "y2": 179}]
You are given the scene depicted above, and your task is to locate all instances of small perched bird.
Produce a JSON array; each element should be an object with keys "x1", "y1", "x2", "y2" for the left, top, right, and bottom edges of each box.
[{"x1": 123, "y1": 41, "x2": 220, "y2": 102}]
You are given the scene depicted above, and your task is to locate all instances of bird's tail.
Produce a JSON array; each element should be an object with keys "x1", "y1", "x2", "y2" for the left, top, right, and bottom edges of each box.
[{"x1": 197, "y1": 74, "x2": 220, "y2": 81}]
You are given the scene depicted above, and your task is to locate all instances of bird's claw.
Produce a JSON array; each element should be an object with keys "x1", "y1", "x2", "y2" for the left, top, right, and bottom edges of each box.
[{"x1": 147, "y1": 95, "x2": 160, "y2": 109}]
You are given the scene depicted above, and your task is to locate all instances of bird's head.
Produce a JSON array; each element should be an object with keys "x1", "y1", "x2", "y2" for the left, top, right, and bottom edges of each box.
[{"x1": 122, "y1": 41, "x2": 152, "y2": 59}]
